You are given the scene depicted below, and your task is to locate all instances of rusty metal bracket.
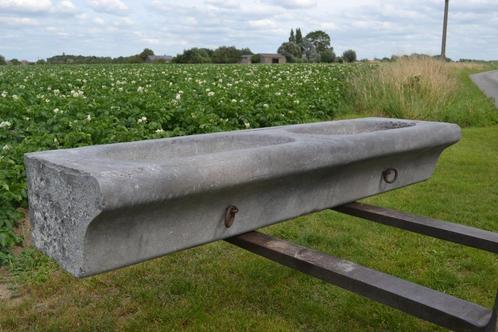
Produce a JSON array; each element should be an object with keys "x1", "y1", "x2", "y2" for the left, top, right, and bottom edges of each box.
[{"x1": 226, "y1": 202, "x2": 498, "y2": 332}]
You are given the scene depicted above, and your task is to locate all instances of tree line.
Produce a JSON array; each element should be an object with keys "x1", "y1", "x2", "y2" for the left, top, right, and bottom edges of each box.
[
  {"x1": 0, "y1": 27, "x2": 361, "y2": 65},
  {"x1": 0, "y1": 49, "x2": 158, "y2": 65}
]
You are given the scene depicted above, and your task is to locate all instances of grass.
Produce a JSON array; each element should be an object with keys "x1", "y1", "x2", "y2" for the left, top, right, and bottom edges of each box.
[
  {"x1": 347, "y1": 57, "x2": 498, "y2": 126},
  {"x1": 1, "y1": 126, "x2": 497, "y2": 331}
]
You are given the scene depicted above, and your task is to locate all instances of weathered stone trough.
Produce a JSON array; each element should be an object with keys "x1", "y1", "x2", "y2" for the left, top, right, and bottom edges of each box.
[{"x1": 24, "y1": 118, "x2": 461, "y2": 277}]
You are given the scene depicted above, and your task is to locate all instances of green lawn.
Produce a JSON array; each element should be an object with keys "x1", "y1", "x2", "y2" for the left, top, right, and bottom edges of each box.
[{"x1": 1, "y1": 125, "x2": 497, "y2": 331}]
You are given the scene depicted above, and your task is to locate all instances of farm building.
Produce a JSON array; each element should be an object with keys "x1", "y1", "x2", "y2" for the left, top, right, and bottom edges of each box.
[
  {"x1": 240, "y1": 55, "x2": 252, "y2": 64},
  {"x1": 146, "y1": 55, "x2": 173, "y2": 63},
  {"x1": 260, "y1": 53, "x2": 286, "y2": 64},
  {"x1": 240, "y1": 53, "x2": 286, "y2": 64}
]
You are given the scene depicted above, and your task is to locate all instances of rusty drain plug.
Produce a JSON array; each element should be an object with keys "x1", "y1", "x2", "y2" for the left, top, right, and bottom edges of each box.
[
  {"x1": 224, "y1": 205, "x2": 239, "y2": 228},
  {"x1": 382, "y1": 168, "x2": 398, "y2": 184}
]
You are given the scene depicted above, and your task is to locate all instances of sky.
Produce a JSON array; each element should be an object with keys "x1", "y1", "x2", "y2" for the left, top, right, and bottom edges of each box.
[{"x1": 0, "y1": 0, "x2": 497, "y2": 61}]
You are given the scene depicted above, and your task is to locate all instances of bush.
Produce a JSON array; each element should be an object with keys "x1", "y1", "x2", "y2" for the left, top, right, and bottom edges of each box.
[
  {"x1": 277, "y1": 42, "x2": 301, "y2": 62},
  {"x1": 211, "y1": 46, "x2": 242, "y2": 64},
  {"x1": 342, "y1": 50, "x2": 357, "y2": 63},
  {"x1": 174, "y1": 48, "x2": 212, "y2": 63},
  {"x1": 320, "y1": 49, "x2": 336, "y2": 63},
  {"x1": 251, "y1": 54, "x2": 261, "y2": 63}
]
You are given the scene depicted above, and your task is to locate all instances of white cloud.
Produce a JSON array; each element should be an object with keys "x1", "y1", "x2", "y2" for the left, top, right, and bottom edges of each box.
[
  {"x1": 93, "y1": 17, "x2": 105, "y2": 25},
  {"x1": 112, "y1": 17, "x2": 133, "y2": 27},
  {"x1": 0, "y1": 0, "x2": 53, "y2": 13},
  {"x1": 0, "y1": 15, "x2": 39, "y2": 25},
  {"x1": 267, "y1": 0, "x2": 317, "y2": 9},
  {"x1": 248, "y1": 18, "x2": 278, "y2": 29},
  {"x1": 56, "y1": 0, "x2": 77, "y2": 13},
  {"x1": 86, "y1": 0, "x2": 127, "y2": 14},
  {"x1": 206, "y1": 0, "x2": 240, "y2": 9}
]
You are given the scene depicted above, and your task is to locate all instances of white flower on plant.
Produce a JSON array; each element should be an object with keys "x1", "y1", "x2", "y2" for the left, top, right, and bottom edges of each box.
[
  {"x1": 86, "y1": 114, "x2": 92, "y2": 121},
  {"x1": 71, "y1": 90, "x2": 84, "y2": 97},
  {"x1": 231, "y1": 99, "x2": 237, "y2": 103},
  {"x1": 1, "y1": 91, "x2": 7, "y2": 98},
  {"x1": 137, "y1": 116, "x2": 147, "y2": 124},
  {"x1": 0, "y1": 121, "x2": 12, "y2": 128},
  {"x1": 53, "y1": 108, "x2": 61, "y2": 114},
  {"x1": 2, "y1": 144, "x2": 11, "y2": 151},
  {"x1": 53, "y1": 89, "x2": 60, "y2": 95},
  {"x1": 207, "y1": 91, "x2": 215, "y2": 97},
  {"x1": 175, "y1": 93, "x2": 181, "y2": 101},
  {"x1": 137, "y1": 86, "x2": 144, "y2": 93},
  {"x1": 12, "y1": 95, "x2": 19, "y2": 100},
  {"x1": 244, "y1": 121, "x2": 251, "y2": 129},
  {"x1": 263, "y1": 103, "x2": 269, "y2": 109},
  {"x1": 155, "y1": 128, "x2": 164, "y2": 134}
]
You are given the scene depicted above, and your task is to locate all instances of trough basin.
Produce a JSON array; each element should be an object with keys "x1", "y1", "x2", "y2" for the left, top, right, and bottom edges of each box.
[{"x1": 24, "y1": 117, "x2": 461, "y2": 277}]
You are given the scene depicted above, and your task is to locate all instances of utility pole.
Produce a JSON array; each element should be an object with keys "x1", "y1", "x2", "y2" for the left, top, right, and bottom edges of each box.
[{"x1": 441, "y1": 0, "x2": 449, "y2": 61}]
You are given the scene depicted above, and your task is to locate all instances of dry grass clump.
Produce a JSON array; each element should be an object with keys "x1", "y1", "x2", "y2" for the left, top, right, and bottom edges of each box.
[
  {"x1": 349, "y1": 57, "x2": 459, "y2": 120},
  {"x1": 447, "y1": 61, "x2": 487, "y2": 71}
]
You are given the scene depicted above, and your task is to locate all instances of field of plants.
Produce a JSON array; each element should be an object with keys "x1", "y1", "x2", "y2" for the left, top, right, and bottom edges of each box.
[{"x1": 0, "y1": 63, "x2": 356, "y2": 263}]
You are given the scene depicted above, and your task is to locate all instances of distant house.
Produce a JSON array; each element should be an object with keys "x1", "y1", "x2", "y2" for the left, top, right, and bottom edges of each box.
[
  {"x1": 146, "y1": 55, "x2": 173, "y2": 63},
  {"x1": 259, "y1": 53, "x2": 286, "y2": 64},
  {"x1": 239, "y1": 53, "x2": 286, "y2": 64}
]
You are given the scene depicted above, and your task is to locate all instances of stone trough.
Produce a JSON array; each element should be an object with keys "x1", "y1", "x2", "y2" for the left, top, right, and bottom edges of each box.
[{"x1": 24, "y1": 117, "x2": 461, "y2": 277}]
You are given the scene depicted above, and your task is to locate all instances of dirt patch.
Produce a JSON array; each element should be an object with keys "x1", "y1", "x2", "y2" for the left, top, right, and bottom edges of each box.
[{"x1": 0, "y1": 283, "x2": 12, "y2": 300}]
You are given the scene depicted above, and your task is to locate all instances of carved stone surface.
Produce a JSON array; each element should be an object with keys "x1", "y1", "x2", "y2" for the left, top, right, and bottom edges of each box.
[{"x1": 24, "y1": 118, "x2": 460, "y2": 277}]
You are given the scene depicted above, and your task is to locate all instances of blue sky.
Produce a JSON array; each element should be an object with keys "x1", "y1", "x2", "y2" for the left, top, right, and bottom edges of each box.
[{"x1": 0, "y1": 0, "x2": 497, "y2": 61}]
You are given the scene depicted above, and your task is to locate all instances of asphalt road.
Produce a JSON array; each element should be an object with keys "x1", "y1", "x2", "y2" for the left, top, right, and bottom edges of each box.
[{"x1": 470, "y1": 69, "x2": 498, "y2": 107}]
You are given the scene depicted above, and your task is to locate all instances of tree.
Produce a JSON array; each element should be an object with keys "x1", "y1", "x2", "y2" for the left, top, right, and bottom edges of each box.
[
  {"x1": 289, "y1": 29, "x2": 295, "y2": 43},
  {"x1": 320, "y1": 48, "x2": 336, "y2": 63},
  {"x1": 342, "y1": 49, "x2": 357, "y2": 63},
  {"x1": 305, "y1": 30, "x2": 331, "y2": 53},
  {"x1": 240, "y1": 48, "x2": 253, "y2": 55},
  {"x1": 139, "y1": 48, "x2": 154, "y2": 62},
  {"x1": 0, "y1": 55, "x2": 6, "y2": 65},
  {"x1": 9, "y1": 58, "x2": 21, "y2": 65},
  {"x1": 295, "y1": 28, "x2": 303, "y2": 46},
  {"x1": 277, "y1": 42, "x2": 302, "y2": 62},
  {"x1": 211, "y1": 46, "x2": 242, "y2": 63},
  {"x1": 36, "y1": 59, "x2": 46, "y2": 65},
  {"x1": 174, "y1": 48, "x2": 212, "y2": 63},
  {"x1": 302, "y1": 38, "x2": 320, "y2": 62}
]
